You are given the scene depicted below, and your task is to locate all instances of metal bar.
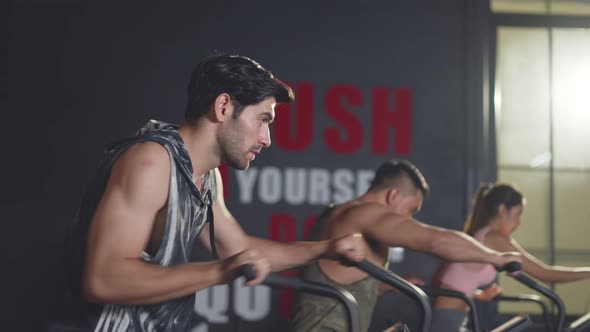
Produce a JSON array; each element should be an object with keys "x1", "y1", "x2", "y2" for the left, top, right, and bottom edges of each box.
[
  {"x1": 242, "y1": 265, "x2": 360, "y2": 332},
  {"x1": 420, "y1": 286, "x2": 481, "y2": 332},
  {"x1": 354, "y1": 259, "x2": 432, "y2": 332},
  {"x1": 512, "y1": 273, "x2": 566, "y2": 331},
  {"x1": 490, "y1": 315, "x2": 532, "y2": 332},
  {"x1": 565, "y1": 312, "x2": 590, "y2": 332},
  {"x1": 495, "y1": 294, "x2": 552, "y2": 332}
]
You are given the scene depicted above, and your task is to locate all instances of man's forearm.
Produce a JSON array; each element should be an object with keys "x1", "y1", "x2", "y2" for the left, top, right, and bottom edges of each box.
[
  {"x1": 431, "y1": 230, "x2": 501, "y2": 265},
  {"x1": 83, "y1": 259, "x2": 225, "y2": 305},
  {"x1": 248, "y1": 237, "x2": 329, "y2": 272}
]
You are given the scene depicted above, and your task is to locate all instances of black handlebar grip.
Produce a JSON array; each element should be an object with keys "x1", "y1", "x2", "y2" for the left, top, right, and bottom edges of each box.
[
  {"x1": 242, "y1": 264, "x2": 258, "y2": 281},
  {"x1": 496, "y1": 260, "x2": 522, "y2": 273},
  {"x1": 513, "y1": 274, "x2": 539, "y2": 289}
]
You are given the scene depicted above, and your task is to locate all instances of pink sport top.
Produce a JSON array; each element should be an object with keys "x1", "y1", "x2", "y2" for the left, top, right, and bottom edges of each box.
[{"x1": 438, "y1": 226, "x2": 497, "y2": 294}]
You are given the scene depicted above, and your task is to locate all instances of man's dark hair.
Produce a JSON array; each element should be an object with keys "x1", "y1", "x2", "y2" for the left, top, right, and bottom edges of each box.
[
  {"x1": 185, "y1": 53, "x2": 294, "y2": 121},
  {"x1": 369, "y1": 160, "x2": 430, "y2": 196}
]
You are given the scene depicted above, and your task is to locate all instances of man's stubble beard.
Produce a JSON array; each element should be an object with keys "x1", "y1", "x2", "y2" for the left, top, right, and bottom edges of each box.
[{"x1": 218, "y1": 122, "x2": 250, "y2": 171}]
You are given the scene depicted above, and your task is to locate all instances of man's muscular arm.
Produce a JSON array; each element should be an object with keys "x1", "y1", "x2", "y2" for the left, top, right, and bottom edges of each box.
[
  {"x1": 202, "y1": 169, "x2": 364, "y2": 274},
  {"x1": 355, "y1": 206, "x2": 520, "y2": 267},
  {"x1": 83, "y1": 143, "x2": 259, "y2": 305},
  {"x1": 247, "y1": 235, "x2": 365, "y2": 272}
]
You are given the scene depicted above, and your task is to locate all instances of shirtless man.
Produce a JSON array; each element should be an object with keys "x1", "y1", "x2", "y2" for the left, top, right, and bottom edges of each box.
[{"x1": 289, "y1": 160, "x2": 521, "y2": 332}]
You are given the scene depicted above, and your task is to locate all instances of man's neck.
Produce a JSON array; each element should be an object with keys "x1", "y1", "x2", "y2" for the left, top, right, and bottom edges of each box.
[
  {"x1": 358, "y1": 190, "x2": 387, "y2": 205},
  {"x1": 177, "y1": 120, "x2": 221, "y2": 179}
]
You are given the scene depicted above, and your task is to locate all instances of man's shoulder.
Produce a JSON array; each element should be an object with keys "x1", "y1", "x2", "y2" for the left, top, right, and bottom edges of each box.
[
  {"x1": 337, "y1": 200, "x2": 388, "y2": 216},
  {"x1": 111, "y1": 141, "x2": 171, "y2": 178},
  {"x1": 123, "y1": 140, "x2": 170, "y2": 161},
  {"x1": 326, "y1": 201, "x2": 389, "y2": 227}
]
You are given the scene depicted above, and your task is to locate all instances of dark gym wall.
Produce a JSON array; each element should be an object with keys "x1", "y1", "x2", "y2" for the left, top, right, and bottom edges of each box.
[{"x1": 3, "y1": 1, "x2": 491, "y2": 331}]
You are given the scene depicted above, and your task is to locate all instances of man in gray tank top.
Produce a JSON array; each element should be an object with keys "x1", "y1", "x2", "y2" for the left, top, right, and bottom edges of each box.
[{"x1": 65, "y1": 54, "x2": 367, "y2": 332}]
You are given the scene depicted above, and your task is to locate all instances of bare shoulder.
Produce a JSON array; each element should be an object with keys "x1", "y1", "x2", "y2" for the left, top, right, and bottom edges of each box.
[
  {"x1": 328, "y1": 201, "x2": 393, "y2": 229},
  {"x1": 112, "y1": 142, "x2": 170, "y2": 176},
  {"x1": 107, "y1": 141, "x2": 171, "y2": 204},
  {"x1": 88, "y1": 141, "x2": 173, "y2": 261},
  {"x1": 118, "y1": 141, "x2": 170, "y2": 164}
]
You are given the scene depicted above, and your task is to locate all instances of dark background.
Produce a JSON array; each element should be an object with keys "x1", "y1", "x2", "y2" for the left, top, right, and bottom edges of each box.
[{"x1": 3, "y1": 1, "x2": 493, "y2": 330}]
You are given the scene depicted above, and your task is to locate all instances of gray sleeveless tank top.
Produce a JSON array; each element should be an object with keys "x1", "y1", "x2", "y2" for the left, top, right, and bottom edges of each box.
[{"x1": 65, "y1": 120, "x2": 217, "y2": 332}]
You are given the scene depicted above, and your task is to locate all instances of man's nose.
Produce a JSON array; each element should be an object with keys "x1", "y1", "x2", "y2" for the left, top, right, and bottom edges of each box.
[{"x1": 260, "y1": 126, "x2": 271, "y2": 147}]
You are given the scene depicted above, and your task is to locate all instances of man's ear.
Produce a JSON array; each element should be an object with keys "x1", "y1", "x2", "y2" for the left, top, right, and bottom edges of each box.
[
  {"x1": 386, "y1": 188, "x2": 400, "y2": 206},
  {"x1": 212, "y1": 93, "x2": 232, "y2": 122}
]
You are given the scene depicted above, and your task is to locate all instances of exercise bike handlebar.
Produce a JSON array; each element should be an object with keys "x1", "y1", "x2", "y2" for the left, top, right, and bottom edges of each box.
[
  {"x1": 510, "y1": 272, "x2": 566, "y2": 332},
  {"x1": 242, "y1": 264, "x2": 361, "y2": 332},
  {"x1": 493, "y1": 260, "x2": 563, "y2": 330},
  {"x1": 495, "y1": 260, "x2": 523, "y2": 273},
  {"x1": 349, "y1": 259, "x2": 431, "y2": 332},
  {"x1": 495, "y1": 294, "x2": 552, "y2": 331}
]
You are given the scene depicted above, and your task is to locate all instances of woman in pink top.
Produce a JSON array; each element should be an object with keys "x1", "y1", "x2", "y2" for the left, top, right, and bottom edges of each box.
[{"x1": 430, "y1": 183, "x2": 590, "y2": 332}]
